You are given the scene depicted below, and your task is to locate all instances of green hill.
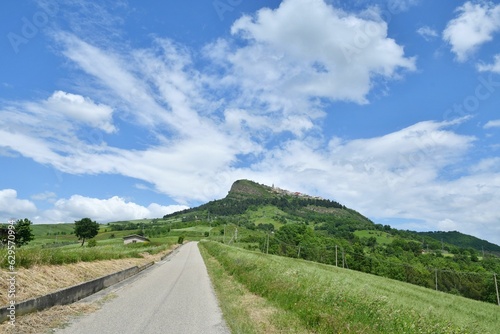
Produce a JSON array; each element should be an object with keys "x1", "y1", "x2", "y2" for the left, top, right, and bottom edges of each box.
[
  {"x1": 165, "y1": 179, "x2": 374, "y2": 230},
  {"x1": 163, "y1": 179, "x2": 500, "y2": 306},
  {"x1": 418, "y1": 230, "x2": 500, "y2": 254}
]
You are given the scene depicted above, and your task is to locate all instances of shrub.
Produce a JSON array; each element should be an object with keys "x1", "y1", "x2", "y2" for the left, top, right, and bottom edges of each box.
[
  {"x1": 87, "y1": 239, "x2": 97, "y2": 247},
  {"x1": 178, "y1": 235, "x2": 185, "y2": 244}
]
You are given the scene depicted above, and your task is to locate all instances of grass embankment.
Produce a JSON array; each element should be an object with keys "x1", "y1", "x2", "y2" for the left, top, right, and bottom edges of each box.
[{"x1": 200, "y1": 241, "x2": 500, "y2": 334}]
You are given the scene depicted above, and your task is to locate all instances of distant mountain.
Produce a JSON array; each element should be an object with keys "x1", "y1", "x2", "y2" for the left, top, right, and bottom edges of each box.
[{"x1": 418, "y1": 231, "x2": 500, "y2": 253}]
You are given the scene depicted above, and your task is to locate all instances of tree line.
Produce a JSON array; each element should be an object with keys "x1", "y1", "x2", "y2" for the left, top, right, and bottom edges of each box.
[{"x1": 246, "y1": 223, "x2": 500, "y2": 305}]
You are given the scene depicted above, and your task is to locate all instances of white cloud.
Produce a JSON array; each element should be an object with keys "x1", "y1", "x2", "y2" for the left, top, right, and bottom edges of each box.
[
  {"x1": 469, "y1": 157, "x2": 500, "y2": 173},
  {"x1": 387, "y1": 0, "x2": 420, "y2": 12},
  {"x1": 0, "y1": 2, "x2": 415, "y2": 203},
  {"x1": 44, "y1": 91, "x2": 115, "y2": 133},
  {"x1": 31, "y1": 191, "x2": 58, "y2": 201},
  {"x1": 0, "y1": 189, "x2": 37, "y2": 219},
  {"x1": 477, "y1": 54, "x2": 500, "y2": 73},
  {"x1": 417, "y1": 26, "x2": 438, "y2": 41},
  {"x1": 44, "y1": 195, "x2": 188, "y2": 223},
  {"x1": 216, "y1": 0, "x2": 415, "y2": 105},
  {"x1": 484, "y1": 119, "x2": 500, "y2": 128},
  {"x1": 443, "y1": 1, "x2": 500, "y2": 62}
]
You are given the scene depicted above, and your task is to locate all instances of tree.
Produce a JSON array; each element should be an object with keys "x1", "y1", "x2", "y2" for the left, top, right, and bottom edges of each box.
[
  {"x1": 15, "y1": 218, "x2": 35, "y2": 247},
  {"x1": 74, "y1": 218, "x2": 100, "y2": 246}
]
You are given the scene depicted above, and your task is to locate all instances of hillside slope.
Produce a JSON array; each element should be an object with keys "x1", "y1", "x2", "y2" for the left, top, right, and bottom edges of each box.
[
  {"x1": 201, "y1": 241, "x2": 500, "y2": 334},
  {"x1": 418, "y1": 231, "x2": 500, "y2": 253}
]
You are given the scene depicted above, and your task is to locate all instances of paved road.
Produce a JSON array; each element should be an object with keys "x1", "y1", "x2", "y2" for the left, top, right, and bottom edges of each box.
[{"x1": 56, "y1": 242, "x2": 230, "y2": 334}]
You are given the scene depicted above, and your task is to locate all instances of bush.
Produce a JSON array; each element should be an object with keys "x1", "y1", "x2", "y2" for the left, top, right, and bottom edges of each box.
[
  {"x1": 178, "y1": 235, "x2": 185, "y2": 244},
  {"x1": 204, "y1": 231, "x2": 210, "y2": 237},
  {"x1": 87, "y1": 239, "x2": 97, "y2": 247}
]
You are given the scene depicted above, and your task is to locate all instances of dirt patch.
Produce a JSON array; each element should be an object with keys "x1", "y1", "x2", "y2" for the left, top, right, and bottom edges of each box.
[
  {"x1": 0, "y1": 302, "x2": 100, "y2": 334},
  {"x1": 240, "y1": 292, "x2": 280, "y2": 333}
]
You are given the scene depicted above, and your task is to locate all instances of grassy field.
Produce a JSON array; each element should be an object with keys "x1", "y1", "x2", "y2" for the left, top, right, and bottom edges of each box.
[
  {"x1": 1, "y1": 235, "x2": 178, "y2": 268},
  {"x1": 1, "y1": 218, "x2": 207, "y2": 268},
  {"x1": 353, "y1": 230, "x2": 395, "y2": 245},
  {"x1": 245, "y1": 205, "x2": 287, "y2": 228},
  {"x1": 200, "y1": 241, "x2": 500, "y2": 334}
]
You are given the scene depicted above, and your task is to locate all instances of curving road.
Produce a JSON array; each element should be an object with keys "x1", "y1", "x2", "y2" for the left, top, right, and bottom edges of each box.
[{"x1": 56, "y1": 242, "x2": 230, "y2": 334}]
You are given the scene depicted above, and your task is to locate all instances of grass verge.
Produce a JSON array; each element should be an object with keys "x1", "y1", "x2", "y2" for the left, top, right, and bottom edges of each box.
[
  {"x1": 200, "y1": 241, "x2": 500, "y2": 334},
  {"x1": 199, "y1": 243, "x2": 310, "y2": 333}
]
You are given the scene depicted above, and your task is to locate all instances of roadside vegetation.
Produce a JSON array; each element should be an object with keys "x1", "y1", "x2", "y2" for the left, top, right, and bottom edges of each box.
[
  {"x1": 0, "y1": 218, "x2": 180, "y2": 268},
  {"x1": 200, "y1": 241, "x2": 500, "y2": 334}
]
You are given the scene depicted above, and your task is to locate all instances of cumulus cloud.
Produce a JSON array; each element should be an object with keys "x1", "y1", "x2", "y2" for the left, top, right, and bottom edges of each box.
[
  {"x1": 44, "y1": 195, "x2": 188, "y2": 223},
  {"x1": 443, "y1": 1, "x2": 500, "y2": 62},
  {"x1": 2, "y1": 190, "x2": 187, "y2": 224},
  {"x1": 215, "y1": 0, "x2": 415, "y2": 105},
  {"x1": 44, "y1": 91, "x2": 115, "y2": 133},
  {"x1": 477, "y1": 54, "x2": 500, "y2": 73},
  {"x1": 0, "y1": 189, "x2": 37, "y2": 219}
]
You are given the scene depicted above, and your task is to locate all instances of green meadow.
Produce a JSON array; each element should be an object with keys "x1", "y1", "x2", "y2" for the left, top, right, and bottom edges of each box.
[
  {"x1": 353, "y1": 230, "x2": 395, "y2": 245},
  {"x1": 200, "y1": 241, "x2": 500, "y2": 334},
  {"x1": 1, "y1": 221, "x2": 178, "y2": 268}
]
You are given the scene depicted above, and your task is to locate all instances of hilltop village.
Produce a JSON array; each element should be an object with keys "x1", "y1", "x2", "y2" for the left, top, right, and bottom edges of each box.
[{"x1": 270, "y1": 184, "x2": 324, "y2": 201}]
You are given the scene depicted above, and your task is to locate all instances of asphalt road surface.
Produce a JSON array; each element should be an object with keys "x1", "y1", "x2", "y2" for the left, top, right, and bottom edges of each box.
[{"x1": 56, "y1": 242, "x2": 230, "y2": 334}]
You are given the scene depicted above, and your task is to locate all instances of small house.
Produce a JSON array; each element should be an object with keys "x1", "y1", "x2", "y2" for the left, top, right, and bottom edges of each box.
[{"x1": 123, "y1": 234, "x2": 150, "y2": 245}]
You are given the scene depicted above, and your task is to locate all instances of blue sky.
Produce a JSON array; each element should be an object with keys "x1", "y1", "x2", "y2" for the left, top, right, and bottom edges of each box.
[{"x1": 1, "y1": 0, "x2": 500, "y2": 245}]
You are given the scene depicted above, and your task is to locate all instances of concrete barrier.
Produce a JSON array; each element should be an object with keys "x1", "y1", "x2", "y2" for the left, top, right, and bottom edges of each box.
[{"x1": 0, "y1": 262, "x2": 154, "y2": 323}]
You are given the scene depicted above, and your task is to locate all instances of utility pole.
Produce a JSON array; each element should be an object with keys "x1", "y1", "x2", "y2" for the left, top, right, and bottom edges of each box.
[
  {"x1": 435, "y1": 269, "x2": 438, "y2": 291},
  {"x1": 335, "y1": 245, "x2": 338, "y2": 267},
  {"x1": 494, "y1": 273, "x2": 500, "y2": 306},
  {"x1": 266, "y1": 232, "x2": 270, "y2": 254},
  {"x1": 297, "y1": 245, "x2": 301, "y2": 258},
  {"x1": 235, "y1": 228, "x2": 238, "y2": 242}
]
